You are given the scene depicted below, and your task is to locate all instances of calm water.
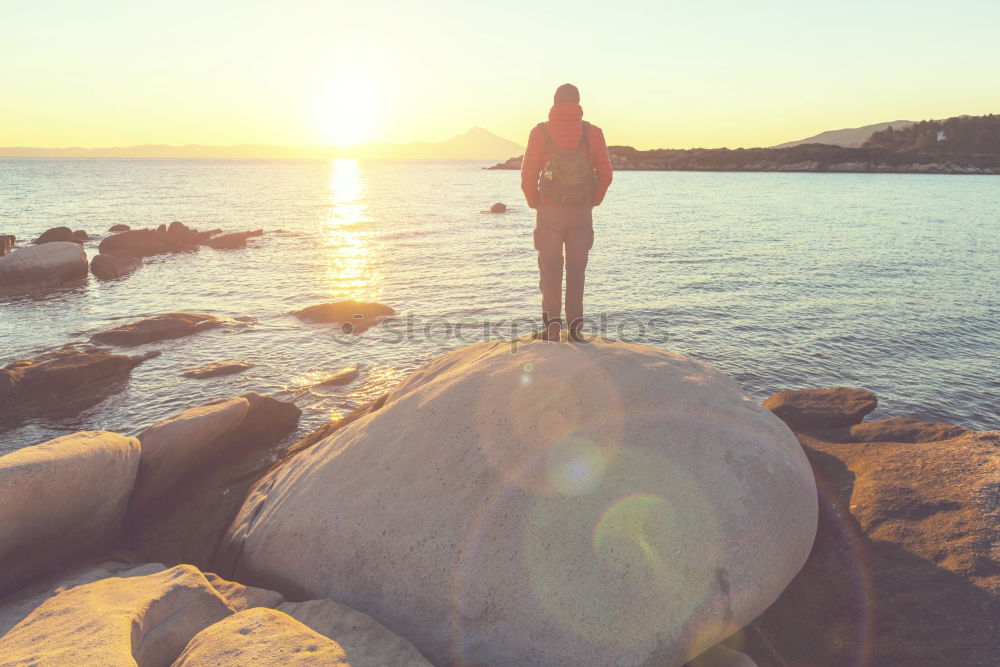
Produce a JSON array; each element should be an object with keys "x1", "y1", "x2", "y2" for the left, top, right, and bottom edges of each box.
[{"x1": 1, "y1": 158, "x2": 998, "y2": 453}]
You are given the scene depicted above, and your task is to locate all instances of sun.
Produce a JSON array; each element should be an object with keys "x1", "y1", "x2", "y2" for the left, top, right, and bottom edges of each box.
[{"x1": 314, "y1": 66, "x2": 383, "y2": 147}]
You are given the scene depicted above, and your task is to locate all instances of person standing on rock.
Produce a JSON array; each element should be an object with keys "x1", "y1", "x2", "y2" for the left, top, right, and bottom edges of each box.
[{"x1": 521, "y1": 83, "x2": 613, "y2": 342}]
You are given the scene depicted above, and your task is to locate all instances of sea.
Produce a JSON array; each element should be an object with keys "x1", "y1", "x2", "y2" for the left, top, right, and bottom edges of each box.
[{"x1": 1, "y1": 158, "x2": 997, "y2": 453}]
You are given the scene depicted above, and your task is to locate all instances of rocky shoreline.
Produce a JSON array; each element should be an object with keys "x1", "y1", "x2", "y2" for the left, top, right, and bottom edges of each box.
[
  {"x1": 1, "y1": 337, "x2": 996, "y2": 665},
  {"x1": 0, "y1": 221, "x2": 265, "y2": 290},
  {"x1": 486, "y1": 144, "x2": 1000, "y2": 174}
]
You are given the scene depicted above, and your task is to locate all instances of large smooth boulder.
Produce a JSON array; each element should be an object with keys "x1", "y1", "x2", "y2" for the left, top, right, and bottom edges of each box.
[
  {"x1": 762, "y1": 387, "x2": 877, "y2": 431},
  {"x1": 0, "y1": 432, "x2": 140, "y2": 596},
  {"x1": 98, "y1": 229, "x2": 193, "y2": 258},
  {"x1": 225, "y1": 339, "x2": 818, "y2": 666},
  {"x1": 173, "y1": 608, "x2": 351, "y2": 666},
  {"x1": 120, "y1": 392, "x2": 301, "y2": 569},
  {"x1": 130, "y1": 397, "x2": 251, "y2": 511},
  {"x1": 0, "y1": 241, "x2": 87, "y2": 288},
  {"x1": 91, "y1": 312, "x2": 221, "y2": 346},
  {"x1": 0, "y1": 345, "x2": 157, "y2": 419},
  {"x1": 0, "y1": 563, "x2": 233, "y2": 666},
  {"x1": 90, "y1": 253, "x2": 142, "y2": 279}
]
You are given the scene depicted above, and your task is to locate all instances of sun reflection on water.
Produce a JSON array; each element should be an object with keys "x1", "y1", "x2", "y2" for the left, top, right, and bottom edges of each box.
[{"x1": 323, "y1": 158, "x2": 380, "y2": 301}]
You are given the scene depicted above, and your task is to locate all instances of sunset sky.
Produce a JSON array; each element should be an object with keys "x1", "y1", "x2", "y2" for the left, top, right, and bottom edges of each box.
[{"x1": 4, "y1": 0, "x2": 999, "y2": 150}]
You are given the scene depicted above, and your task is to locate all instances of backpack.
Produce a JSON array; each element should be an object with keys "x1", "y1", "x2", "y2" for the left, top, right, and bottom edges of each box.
[{"x1": 537, "y1": 121, "x2": 596, "y2": 205}]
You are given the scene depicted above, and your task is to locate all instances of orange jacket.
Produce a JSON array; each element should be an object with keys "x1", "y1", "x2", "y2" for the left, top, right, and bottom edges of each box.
[{"x1": 520, "y1": 102, "x2": 613, "y2": 208}]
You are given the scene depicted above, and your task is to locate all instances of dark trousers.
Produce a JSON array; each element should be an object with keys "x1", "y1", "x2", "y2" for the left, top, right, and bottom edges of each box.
[{"x1": 533, "y1": 204, "x2": 594, "y2": 335}]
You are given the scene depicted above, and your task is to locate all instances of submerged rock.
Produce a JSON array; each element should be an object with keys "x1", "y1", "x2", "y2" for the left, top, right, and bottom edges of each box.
[
  {"x1": 0, "y1": 345, "x2": 156, "y2": 418},
  {"x1": 316, "y1": 366, "x2": 359, "y2": 387},
  {"x1": 225, "y1": 339, "x2": 817, "y2": 666},
  {"x1": 294, "y1": 301, "x2": 395, "y2": 332},
  {"x1": 0, "y1": 432, "x2": 140, "y2": 597},
  {"x1": 182, "y1": 361, "x2": 254, "y2": 379},
  {"x1": 33, "y1": 226, "x2": 74, "y2": 244},
  {"x1": 489, "y1": 202, "x2": 507, "y2": 212},
  {"x1": 740, "y1": 394, "x2": 1000, "y2": 666},
  {"x1": 0, "y1": 241, "x2": 88, "y2": 288},
  {"x1": 90, "y1": 253, "x2": 142, "y2": 279},
  {"x1": 202, "y1": 229, "x2": 264, "y2": 250},
  {"x1": 91, "y1": 312, "x2": 221, "y2": 346},
  {"x1": 762, "y1": 387, "x2": 877, "y2": 431}
]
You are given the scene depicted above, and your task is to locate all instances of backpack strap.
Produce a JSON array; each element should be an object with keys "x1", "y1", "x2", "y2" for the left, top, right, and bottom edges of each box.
[
  {"x1": 537, "y1": 122, "x2": 554, "y2": 151},
  {"x1": 577, "y1": 121, "x2": 591, "y2": 151}
]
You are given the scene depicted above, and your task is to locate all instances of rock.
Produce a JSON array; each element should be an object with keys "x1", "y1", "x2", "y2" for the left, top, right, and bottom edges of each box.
[
  {"x1": 0, "y1": 563, "x2": 234, "y2": 666},
  {"x1": 173, "y1": 607, "x2": 350, "y2": 666},
  {"x1": 818, "y1": 415, "x2": 971, "y2": 444},
  {"x1": 90, "y1": 253, "x2": 142, "y2": 279},
  {"x1": 316, "y1": 366, "x2": 359, "y2": 387},
  {"x1": 119, "y1": 392, "x2": 301, "y2": 569},
  {"x1": 278, "y1": 599, "x2": 431, "y2": 666},
  {"x1": 33, "y1": 226, "x2": 74, "y2": 244},
  {"x1": 687, "y1": 645, "x2": 760, "y2": 667},
  {"x1": 294, "y1": 301, "x2": 395, "y2": 333},
  {"x1": 157, "y1": 223, "x2": 167, "y2": 233},
  {"x1": 739, "y1": 417, "x2": 1000, "y2": 666},
  {"x1": 225, "y1": 340, "x2": 818, "y2": 666},
  {"x1": 108, "y1": 223, "x2": 131, "y2": 232},
  {"x1": 130, "y1": 397, "x2": 251, "y2": 512},
  {"x1": 98, "y1": 229, "x2": 193, "y2": 258},
  {"x1": 166, "y1": 220, "x2": 204, "y2": 245},
  {"x1": 489, "y1": 202, "x2": 507, "y2": 212},
  {"x1": 0, "y1": 345, "x2": 156, "y2": 419},
  {"x1": 91, "y1": 312, "x2": 221, "y2": 346},
  {"x1": 0, "y1": 241, "x2": 88, "y2": 288},
  {"x1": 202, "y1": 229, "x2": 264, "y2": 250},
  {"x1": 72, "y1": 229, "x2": 89, "y2": 243},
  {"x1": 0, "y1": 234, "x2": 15, "y2": 256},
  {"x1": 182, "y1": 361, "x2": 254, "y2": 379},
  {"x1": 762, "y1": 387, "x2": 877, "y2": 431},
  {"x1": 202, "y1": 572, "x2": 286, "y2": 611},
  {"x1": 0, "y1": 432, "x2": 140, "y2": 597}
]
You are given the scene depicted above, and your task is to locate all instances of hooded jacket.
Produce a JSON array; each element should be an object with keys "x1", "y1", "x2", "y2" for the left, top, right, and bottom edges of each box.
[{"x1": 520, "y1": 102, "x2": 613, "y2": 208}]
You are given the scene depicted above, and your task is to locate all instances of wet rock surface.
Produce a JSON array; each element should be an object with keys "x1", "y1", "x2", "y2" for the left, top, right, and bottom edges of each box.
[
  {"x1": 90, "y1": 253, "x2": 142, "y2": 279},
  {"x1": 294, "y1": 301, "x2": 395, "y2": 333},
  {"x1": 0, "y1": 345, "x2": 156, "y2": 420},
  {"x1": 182, "y1": 361, "x2": 254, "y2": 379},
  {"x1": 734, "y1": 390, "x2": 1000, "y2": 667},
  {"x1": 762, "y1": 387, "x2": 878, "y2": 431},
  {"x1": 91, "y1": 312, "x2": 221, "y2": 346}
]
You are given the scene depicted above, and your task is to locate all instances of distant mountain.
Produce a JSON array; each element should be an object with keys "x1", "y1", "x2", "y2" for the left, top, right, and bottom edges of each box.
[
  {"x1": 0, "y1": 127, "x2": 524, "y2": 160},
  {"x1": 356, "y1": 127, "x2": 524, "y2": 159},
  {"x1": 773, "y1": 120, "x2": 916, "y2": 148}
]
